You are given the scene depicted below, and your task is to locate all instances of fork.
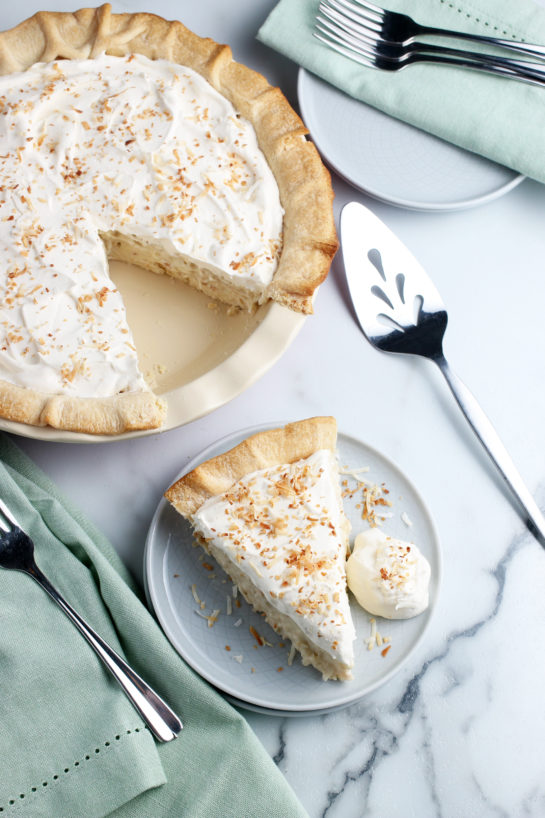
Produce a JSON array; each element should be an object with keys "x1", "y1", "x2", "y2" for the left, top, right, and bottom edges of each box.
[
  {"x1": 0, "y1": 498, "x2": 183, "y2": 742},
  {"x1": 316, "y1": 0, "x2": 545, "y2": 85},
  {"x1": 341, "y1": 202, "x2": 545, "y2": 547},
  {"x1": 321, "y1": 0, "x2": 545, "y2": 61}
]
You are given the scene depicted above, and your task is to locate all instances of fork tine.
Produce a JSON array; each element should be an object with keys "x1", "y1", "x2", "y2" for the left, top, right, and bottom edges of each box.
[
  {"x1": 317, "y1": 10, "x2": 386, "y2": 53},
  {"x1": 347, "y1": 0, "x2": 386, "y2": 20},
  {"x1": 319, "y1": 5, "x2": 382, "y2": 42},
  {"x1": 329, "y1": 0, "x2": 383, "y2": 24},
  {"x1": 313, "y1": 29, "x2": 377, "y2": 67},
  {"x1": 0, "y1": 498, "x2": 19, "y2": 530},
  {"x1": 316, "y1": 18, "x2": 379, "y2": 57},
  {"x1": 322, "y1": 0, "x2": 382, "y2": 31}
]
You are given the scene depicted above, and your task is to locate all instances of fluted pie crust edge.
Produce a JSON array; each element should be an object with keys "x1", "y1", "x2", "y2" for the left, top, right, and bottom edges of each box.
[
  {"x1": 165, "y1": 416, "x2": 337, "y2": 514},
  {"x1": 0, "y1": 5, "x2": 338, "y2": 434}
]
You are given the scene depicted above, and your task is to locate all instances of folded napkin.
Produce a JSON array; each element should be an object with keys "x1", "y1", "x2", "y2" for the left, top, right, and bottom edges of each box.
[
  {"x1": 258, "y1": 0, "x2": 545, "y2": 183},
  {"x1": 0, "y1": 434, "x2": 308, "y2": 818}
]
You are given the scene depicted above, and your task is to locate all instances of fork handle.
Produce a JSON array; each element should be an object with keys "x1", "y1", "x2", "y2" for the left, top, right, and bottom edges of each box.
[
  {"x1": 409, "y1": 43, "x2": 545, "y2": 83},
  {"x1": 417, "y1": 22, "x2": 545, "y2": 62},
  {"x1": 27, "y1": 564, "x2": 183, "y2": 742},
  {"x1": 406, "y1": 52, "x2": 545, "y2": 87},
  {"x1": 435, "y1": 354, "x2": 545, "y2": 545}
]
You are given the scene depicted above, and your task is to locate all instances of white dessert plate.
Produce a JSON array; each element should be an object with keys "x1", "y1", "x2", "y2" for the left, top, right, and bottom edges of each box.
[
  {"x1": 297, "y1": 68, "x2": 525, "y2": 211},
  {"x1": 0, "y1": 261, "x2": 305, "y2": 443},
  {"x1": 144, "y1": 422, "x2": 442, "y2": 714}
]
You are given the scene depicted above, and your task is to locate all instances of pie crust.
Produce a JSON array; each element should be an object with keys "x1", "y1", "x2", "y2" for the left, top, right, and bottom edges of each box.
[
  {"x1": 166, "y1": 416, "x2": 338, "y2": 514},
  {"x1": 0, "y1": 6, "x2": 338, "y2": 434},
  {"x1": 166, "y1": 417, "x2": 355, "y2": 681}
]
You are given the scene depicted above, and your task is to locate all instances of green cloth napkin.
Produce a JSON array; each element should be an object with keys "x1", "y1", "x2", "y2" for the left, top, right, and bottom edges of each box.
[
  {"x1": 258, "y1": 0, "x2": 545, "y2": 183},
  {"x1": 0, "y1": 434, "x2": 308, "y2": 818}
]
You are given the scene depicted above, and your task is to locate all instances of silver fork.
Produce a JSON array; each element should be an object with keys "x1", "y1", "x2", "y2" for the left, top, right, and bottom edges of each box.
[
  {"x1": 320, "y1": 0, "x2": 545, "y2": 60},
  {"x1": 341, "y1": 202, "x2": 545, "y2": 547},
  {"x1": 0, "y1": 498, "x2": 183, "y2": 742},
  {"x1": 316, "y1": 0, "x2": 545, "y2": 85}
]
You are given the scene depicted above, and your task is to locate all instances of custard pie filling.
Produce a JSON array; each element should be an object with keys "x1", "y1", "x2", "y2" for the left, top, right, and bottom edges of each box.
[{"x1": 0, "y1": 53, "x2": 284, "y2": 398}]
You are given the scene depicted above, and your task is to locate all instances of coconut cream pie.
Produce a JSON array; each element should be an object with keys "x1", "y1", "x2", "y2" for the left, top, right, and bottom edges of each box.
[
  {"x1": 165, "y1": 417, "x2": 356, "y2": 681},
  {"x1": 0, "y1": 6, "x2": 337, "y2": 434}
]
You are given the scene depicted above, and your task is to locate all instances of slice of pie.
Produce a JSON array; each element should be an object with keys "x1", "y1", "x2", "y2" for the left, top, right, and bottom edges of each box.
[
  {"x1": 0, "y1": 7, "x2": 337, "y2": 434},
  {"x1": 165, "y1": 417, "x2": 356, "y2": 681}
]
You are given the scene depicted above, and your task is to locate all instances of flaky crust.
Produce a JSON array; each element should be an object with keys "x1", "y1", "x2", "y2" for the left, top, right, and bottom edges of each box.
[
  {"x1": 165, "y1": 416, "x2": 337, "y2": 515},
  {"x1": 0, "y1": 379, "x2": 166, "y2": 434},
  {"x1": 0, "y1": 5, "x2": 337, "y2": 434}
]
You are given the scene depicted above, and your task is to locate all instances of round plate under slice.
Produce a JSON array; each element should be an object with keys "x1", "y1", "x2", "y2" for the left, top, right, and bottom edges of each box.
[
  {"x1": 297, "y1": 68, "x2": 525, "y2": 212},
  {"x1": 144, "y1": 423, "x2": 442, "y2": 715},
  {"x1": 0, "y1": 262, "x2": 305, "y2": 443}
]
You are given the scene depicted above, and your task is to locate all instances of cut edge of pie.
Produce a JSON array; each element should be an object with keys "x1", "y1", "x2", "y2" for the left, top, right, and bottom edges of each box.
[
  {"x1": 165, "y1": 416, "x2": 356, "y2": 681},
  {"x1": 0, "y1": 6, "x2": 338, "y2": 434}
]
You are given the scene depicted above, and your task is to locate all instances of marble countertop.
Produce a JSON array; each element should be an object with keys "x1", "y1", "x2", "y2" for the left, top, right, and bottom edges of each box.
[{"x1": 5, "y1": 1, "x2": 545, "y2": 815}]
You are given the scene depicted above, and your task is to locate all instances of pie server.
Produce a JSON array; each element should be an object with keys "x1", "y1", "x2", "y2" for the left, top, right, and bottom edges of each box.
[{"x1": 340, "y1": 200, "x2": 545, "y2": 547}]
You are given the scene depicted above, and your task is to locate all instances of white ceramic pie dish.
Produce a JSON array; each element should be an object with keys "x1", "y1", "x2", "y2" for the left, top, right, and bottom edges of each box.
[
  {"x1": 0, "y1": 261, "x2": 305, "y2": 443},
  {"x1": 144, "y1": 422, "x2": 442, "y2": 715}
]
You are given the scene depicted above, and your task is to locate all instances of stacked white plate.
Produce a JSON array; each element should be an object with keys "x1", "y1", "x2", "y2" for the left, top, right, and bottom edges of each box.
[{"x1": 298, "y1": 68, "x2": 524, "y2": 211}]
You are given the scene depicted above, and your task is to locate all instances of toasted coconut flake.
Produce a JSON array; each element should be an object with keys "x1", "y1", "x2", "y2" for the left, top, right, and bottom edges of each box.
[
  {"x1": 340, "y1": 465, "x2": 370, "y2": 476},
  {"x1": 207, "y1": 609, "x2": 220, "y2": 628},
  {"x1": 250, "y1": 561, "x2": 263, "y2": 577},
  {"x1": 250, "y1": 625, "x2": 264, "y2": 646},
  {"x1": 367, "y1": 617, "x2": 377, "y2": 651}
]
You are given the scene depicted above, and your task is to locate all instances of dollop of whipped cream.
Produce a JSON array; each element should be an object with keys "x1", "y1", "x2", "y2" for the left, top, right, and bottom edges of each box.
[
  {"x1": 0, "y1": 53, "x2": 283, "y2": 398},
  {"x1": 192, "y1": 450, "x2": 356, "y2": 667},
  {"x1": 346, "y1": 528, "x2": 431, "y2": 619}
]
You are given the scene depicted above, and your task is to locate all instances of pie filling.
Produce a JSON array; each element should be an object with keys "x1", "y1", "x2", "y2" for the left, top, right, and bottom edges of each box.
[
  {"x1": 0, "y1": 53, "x2": 283, "y2": 400},
  {"x1": 191, "y1": 449, "x2": 356, "y2": 677}
]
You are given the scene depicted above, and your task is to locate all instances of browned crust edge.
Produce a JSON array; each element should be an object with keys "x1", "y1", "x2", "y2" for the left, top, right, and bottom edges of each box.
[
  {"x1": 0, "y1": 379, "x2": 165, "y2": 433},
  {"x1": 0, "y1": 5, "x2": 337, "y2": 434},
  {"x1": 165, "y1": 416, "x2": 337, "y2": 516}
]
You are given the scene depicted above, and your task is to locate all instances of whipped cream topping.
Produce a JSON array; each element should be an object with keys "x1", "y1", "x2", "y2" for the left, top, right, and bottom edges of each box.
[
  {"x1": 192, "y1": 450, "x2": 356, "y2": 668},
  {"x1": 346, "y1": 528, "x2": 431, "y2": 619},
  {"x1": 0, "y1": 53, "x2": 283, "y2": 397}
]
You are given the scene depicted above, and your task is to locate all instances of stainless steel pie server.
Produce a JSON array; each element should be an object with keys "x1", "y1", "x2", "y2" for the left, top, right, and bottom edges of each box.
[{"x1": 340, "y1": 200, "x2": 545, "y2": 547}]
